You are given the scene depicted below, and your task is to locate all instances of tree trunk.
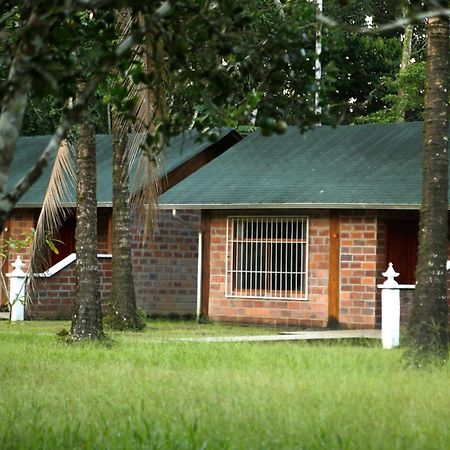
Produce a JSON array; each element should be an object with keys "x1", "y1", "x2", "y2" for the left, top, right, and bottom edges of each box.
[
  {"x1": 71, "y1": 122, "x2": 103, "y2": 340},
  {"x1": 109, "y1": 115, "x2": 144, "y2": 330},
  {"x1": 408, "y1": 15, "x2": 449, "y2": 364},
  {"x1": 396, "y1": 9, "x2": 414, "y2": 122}
]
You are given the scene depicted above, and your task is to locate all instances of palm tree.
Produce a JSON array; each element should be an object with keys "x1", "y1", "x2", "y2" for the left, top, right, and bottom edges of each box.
[
  {"x1": 71, "y1": 121, "x2": 103, "y2": 340},
  {"x1": 107, "y1": 10, "x2": 163, "y2": 330},
  {"x1": 407, "y1": 13, "x2": 449, "y2": 364}
]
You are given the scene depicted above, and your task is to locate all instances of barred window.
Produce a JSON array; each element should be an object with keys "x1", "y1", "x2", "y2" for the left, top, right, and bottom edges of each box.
[{"x1": 226, "y1": 216, "x2": 308, "y2": 300}]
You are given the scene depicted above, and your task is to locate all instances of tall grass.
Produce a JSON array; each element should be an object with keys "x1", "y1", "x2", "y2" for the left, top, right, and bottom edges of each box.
[{"x1": 0, "y1": 321, "x2": 449, "y2": 449}]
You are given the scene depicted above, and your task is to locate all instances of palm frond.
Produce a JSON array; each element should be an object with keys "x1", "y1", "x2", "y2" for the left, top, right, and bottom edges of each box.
[
  {"x1": 114, "y1": 9, "x2": 167, "y2": 240},
  {"x1": 27, "y1": 140, "x2": 76, "y2": 298}
]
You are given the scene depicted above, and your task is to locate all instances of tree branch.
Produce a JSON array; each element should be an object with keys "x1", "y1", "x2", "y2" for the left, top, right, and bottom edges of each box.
[
  {"x1": 0, "y1": 8, "x2": 18, "y2": 30},
  {"x1": 318, "y1": 7, "x2": 450, "y2": 34},
  {"x1": 0, "y1": 5, "x2": 58, "y2": 195},
  {"x1": 2, "y1": 8, "x2": 160, "y2": 209}
]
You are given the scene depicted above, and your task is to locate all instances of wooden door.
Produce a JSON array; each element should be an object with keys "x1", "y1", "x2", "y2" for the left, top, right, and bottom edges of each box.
[
  {"x1": 386, "y1": 219, "x2": 418, "y2": 284},
  {"x1": 50, "y1": 216, "x2": 76, "y2": 266}
]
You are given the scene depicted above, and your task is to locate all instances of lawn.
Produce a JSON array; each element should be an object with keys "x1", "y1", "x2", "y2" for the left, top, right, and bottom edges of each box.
[{"x1": 0, "y1": 320, "x2": 449, "y2": 450}]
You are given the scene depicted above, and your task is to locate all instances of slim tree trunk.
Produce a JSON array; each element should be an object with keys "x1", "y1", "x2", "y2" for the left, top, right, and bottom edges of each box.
[
  {"x1": 71, "y1": 122, "x2": 103, "y2": 340},
  {"x1": 109, "y1": 114, "x2": 143, "y2": 330},
  {"x1": 408, "y1": 15, "x2": 449, "y2": 364},
  {"x1": 396, "y1": 9, "x2": 414, "y2": 122}
]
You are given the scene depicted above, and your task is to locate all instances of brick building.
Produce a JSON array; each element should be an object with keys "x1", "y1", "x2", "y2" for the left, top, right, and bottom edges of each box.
[
  {"x1": 159, "y1": 122, "x2": 450, "y2": 329},
  {"x1": 1, "y1": 129, "x2": 241, "y2": 318}
]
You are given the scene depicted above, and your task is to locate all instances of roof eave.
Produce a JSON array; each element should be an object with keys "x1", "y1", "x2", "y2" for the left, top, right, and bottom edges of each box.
[
  {"x1": 158, "y1": 202, "x2": 430, "y2": 211},
  {"x1": 16, "y1": 202, "x2": 113, "y2": 208}
]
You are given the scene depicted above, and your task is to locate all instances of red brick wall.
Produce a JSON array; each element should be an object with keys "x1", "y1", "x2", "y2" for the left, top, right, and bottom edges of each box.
[
  {"x1": 7, "y1": 206, "x2": 450, "y2": 326},
  {"x1": 375, "y1": 219, "x2": 387, "y2": 326},
  {"x1": 207, "y1": 211, "x2": 329, "y2": 327},
  {"x1": 3, "y1": 208, "x2": 37, "y2": 268},
  {"x1": 132, "y1": 209, "x2": 198, "y2": 316},
  {"x1": 206, "y1": 210, "x2": 391, "y2": 329},
  {"x1": 339, "y1": 213, "x2": 379, "y2": 329},
  {"x1": 6, "y1": 208, "x2": 198, "y2": 319},
  {"x1": 1, "y1": 209, "x2": 37, "y2": 305},
  {"x1": 30, "y1": 256, "x2": 112, "y2": 319}
]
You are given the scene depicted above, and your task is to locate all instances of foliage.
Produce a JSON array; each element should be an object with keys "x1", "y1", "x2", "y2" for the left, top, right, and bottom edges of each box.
[
  {"x1": 0, "y1": 321, "x2": 449, "y2": 449},
  {"x1": 323, "y1": 33, "x2": 402, "y2": 122},
  {"x1": 321, "y1": 0, "x2": 428, "y2": 124},
  {"x1": 355, "y1": 61, "x2": 426, "y2": 123},
  {"x1": 0, "y1": 0, "x2": 332, "y2": 230},
  {"x1": 0, "y1": 230, "x2": 60, "y2": 312},
  {"x1": 0, "y1": 232, "x2": 34, "y2": 304}
]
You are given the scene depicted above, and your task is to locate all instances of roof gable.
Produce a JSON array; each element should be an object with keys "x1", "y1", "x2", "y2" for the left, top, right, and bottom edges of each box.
[
  {"x1": 10, "y1": 129, "x2": 237, "y2": 207},
  {"x1": 159, "y1": 122, "x2": 436, "y2": 210}
]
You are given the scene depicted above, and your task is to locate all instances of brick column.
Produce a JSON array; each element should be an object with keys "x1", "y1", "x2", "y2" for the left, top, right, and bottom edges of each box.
[{"x1": 340, "y1": 213, "x2": 378, "y2": 328}]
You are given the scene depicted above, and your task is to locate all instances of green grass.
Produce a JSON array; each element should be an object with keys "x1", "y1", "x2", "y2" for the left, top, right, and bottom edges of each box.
[{"x1": 0, "y1": 320, "x2": 449, "y2": 450}]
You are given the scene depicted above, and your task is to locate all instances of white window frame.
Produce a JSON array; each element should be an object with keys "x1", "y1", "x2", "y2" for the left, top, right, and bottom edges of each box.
[{"x1": 225, "y1": 216, "x2": 309, "y2": 300}]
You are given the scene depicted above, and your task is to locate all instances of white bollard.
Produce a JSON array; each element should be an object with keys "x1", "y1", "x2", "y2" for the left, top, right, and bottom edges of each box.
[
  {"x1": 380, "y1": 263, "x2": 400, "y2": 349},
  {"x1": 6, "y1": 256, "x2": 27, "y2": 321}
]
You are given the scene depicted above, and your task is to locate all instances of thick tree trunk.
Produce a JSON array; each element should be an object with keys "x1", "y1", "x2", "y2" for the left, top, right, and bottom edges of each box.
[
  {"x1": 71, "y1": 122, "x2": 103, "y2": 340},
  {"x1": 109, "y1": 116, "x2": 143, "y2": 330},
  {"x1": 408, "y1": 15, "x2": 449, "y2": 363}
]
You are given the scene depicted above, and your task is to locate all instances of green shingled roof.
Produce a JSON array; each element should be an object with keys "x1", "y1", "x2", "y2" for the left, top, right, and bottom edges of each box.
[
  {"x1": 159, "y1": 121, "x2": 446, "y2": 210},
  {"x1": 11, "y1": 129, "x2": 233, "y2": 207}
]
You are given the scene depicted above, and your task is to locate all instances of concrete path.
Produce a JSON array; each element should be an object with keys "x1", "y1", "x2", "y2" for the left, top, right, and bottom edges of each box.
[{"x1": 177, "y1": 329, "x2": 381, "y2": 343}]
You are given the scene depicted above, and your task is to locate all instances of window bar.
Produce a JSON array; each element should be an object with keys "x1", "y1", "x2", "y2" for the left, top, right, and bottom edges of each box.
[
  {"x1": 239, "y1": 218, "x2": 243, "y2": 295},
  {"x1": 295, "y1": 217, "x2": 299, "y2": 296},
  {"x1": 253, "y1": 218, "x2": 256, "y2": 295},
  {"x1": 270, "y1": 218, "x2": 273, "y2": 293},
  {"x1": 249, "y1": 218, "x2": 253, "y2": 295},
  {"x1": 229, "y1": 217, "x2": 233, "y2": 296},
  {"x1": 229, "y1": 221, "x2": 236, "y2": 293},
  {"x1": 284, "y1": 220, "x2": 289, "y2": 297},
  {"x1": 240, "y1": 218, "x2": 243, "y2": 294},
  {"x1": 259, "y1": 218, "x2": 262, "y2": 296},
  {"x1": 279, "y1": 218, "x2": 282, "y2": 298},
  {"x1": 284, "y1": 219, "x2": 287, "y2": 298},
  {"x1": 255, "y1": 219, "x2": 262, "y2": 295},
  {"x1": 226, "y1": 216, "x2": 309, "y2": 300},
  {"x1": 255, "y1": 217, "x2": 258, "y2": 297},
  {"x1": 299, "y1": 217, "x2": 304, "y2": 296},
  {"x1": 274, "y1": 218, "x2": 278, "y2": 297},
  {"x1": 305, "y1": 217, "x2": 309, "y2": 300},
  {"x1": 230, "y1": 218, "x2": 234, "y2": 296},
  {"x1": 256, "y1": 218, "x2": 260, "y2": 297},
  {"x1": 225, "y1": 218, "x2": 230, "y2": 295},
  {"x1": 233, "y1": 218, "x2": 242, "y2": 294},
  {"x1": 252, "y1": 217, "x2": 255, "y2": 296},
  {"x1": 245, "y1": 218, "x2": 249, "y2": 296},
  {"x1": 259, "y1": 218, "x2": 263, "y2": 297},
  {"x1": 280, "y1": 218, "x2": 284, "y2": 298},
  {"x1": 234, "y1": 218, "x2": 237, "y2": 295},
  {"x1": 289, "y1": 217, "x2": 295, "y2": 297},
  {"x1": 265, "y1": 219, "x2": 269, "y2": 296}
]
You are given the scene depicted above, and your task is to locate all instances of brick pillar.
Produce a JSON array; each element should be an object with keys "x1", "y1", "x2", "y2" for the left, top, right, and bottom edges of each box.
[{"x1": 340, "y1": 213, "x2": 378, "y2": 328}]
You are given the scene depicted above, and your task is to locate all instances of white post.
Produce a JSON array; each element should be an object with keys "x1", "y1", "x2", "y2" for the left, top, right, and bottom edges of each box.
[
  {"x1": 6, "y1": 256, "x2": 26, "y2": 321},
  {"x1": 380, "y1": 263, "x2": 400, "y2": 349}
]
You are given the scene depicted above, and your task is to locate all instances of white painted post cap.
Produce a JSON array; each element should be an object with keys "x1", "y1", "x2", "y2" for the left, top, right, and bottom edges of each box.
[
  {"x1": 382, "y1": 262, "x2": 399, "y2": 288},
  {"x1": 7, "y1": 256, "x2": 26, "y2": 278}
]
